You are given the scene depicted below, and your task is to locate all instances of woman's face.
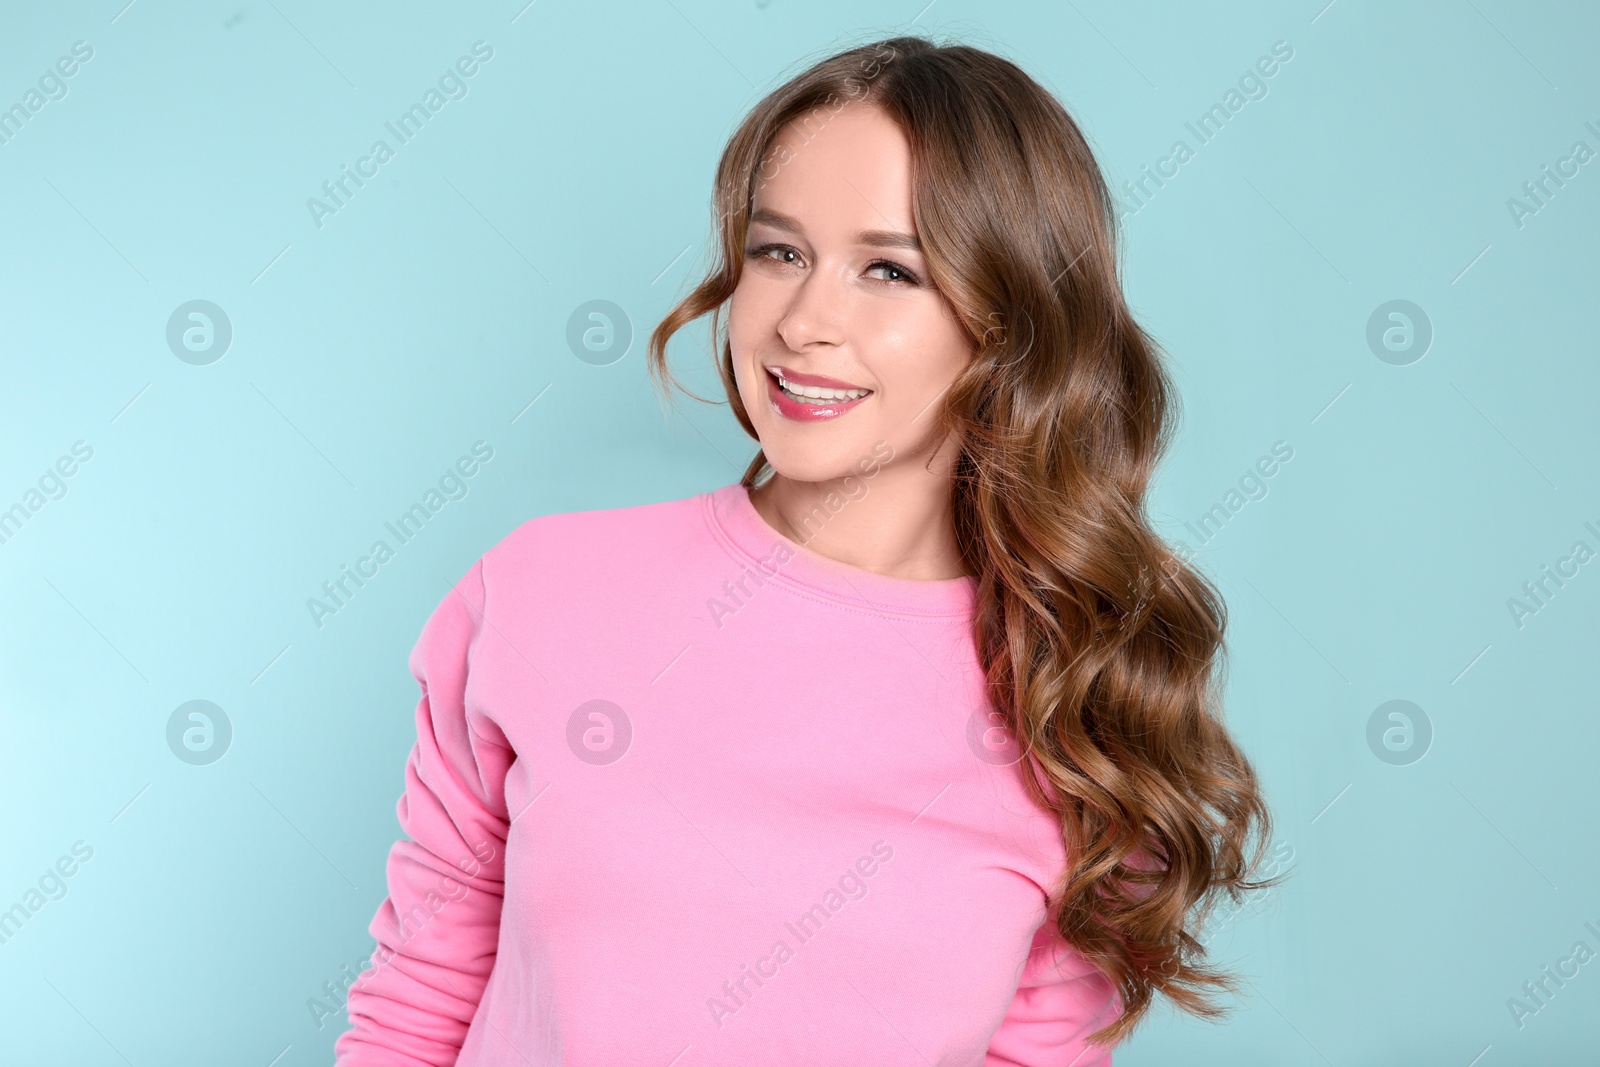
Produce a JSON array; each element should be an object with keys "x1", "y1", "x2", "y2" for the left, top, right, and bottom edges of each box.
[{"x1": 728, "y1": 101, "x2": 973, "y2": 484}]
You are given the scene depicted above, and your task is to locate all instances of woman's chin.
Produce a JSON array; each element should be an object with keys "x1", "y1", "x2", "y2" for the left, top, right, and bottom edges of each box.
[{"x1": 759, "y1": 448, "x2": 875, "y2": 486}]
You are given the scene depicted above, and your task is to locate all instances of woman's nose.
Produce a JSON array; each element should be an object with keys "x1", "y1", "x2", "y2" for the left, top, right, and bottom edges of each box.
[{"x1": 775, "y1": 262, "x2": 848, "y2": 352}]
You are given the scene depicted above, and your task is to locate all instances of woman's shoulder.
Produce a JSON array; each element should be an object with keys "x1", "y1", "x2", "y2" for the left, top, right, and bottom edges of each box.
[{"x1": 476, "y1": 483, "x2": 723, "y2": 579}]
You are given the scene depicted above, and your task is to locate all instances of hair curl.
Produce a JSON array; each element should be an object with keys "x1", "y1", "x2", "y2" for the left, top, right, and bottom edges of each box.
[{"x1": 646, "y1": 32, "x2": 1282, "y2": 1046}]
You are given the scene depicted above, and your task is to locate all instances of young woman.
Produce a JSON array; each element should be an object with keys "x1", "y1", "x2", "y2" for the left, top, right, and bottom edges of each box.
[{"x1": 334, "y1": 34, "x2": 1276, "y2": 1066}]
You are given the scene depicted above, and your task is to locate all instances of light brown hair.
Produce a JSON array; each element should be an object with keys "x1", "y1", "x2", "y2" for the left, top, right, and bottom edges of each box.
[{"x1": 647, "y1": 33, "x2": 1281, "y2": 1046}]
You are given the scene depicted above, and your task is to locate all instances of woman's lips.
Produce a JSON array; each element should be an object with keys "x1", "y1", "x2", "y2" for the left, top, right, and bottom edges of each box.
[
  {"x1": 766, "y1": 364, "x2": 867, "y2": 391},
  {"x1": 764, "y1": 367, "x2": 872, "y2": 422}
]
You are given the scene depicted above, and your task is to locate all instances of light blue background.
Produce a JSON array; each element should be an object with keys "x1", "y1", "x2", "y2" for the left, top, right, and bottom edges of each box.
[{"x1": 2, "y1": 1, "x2": 1596, "y2": 1063}]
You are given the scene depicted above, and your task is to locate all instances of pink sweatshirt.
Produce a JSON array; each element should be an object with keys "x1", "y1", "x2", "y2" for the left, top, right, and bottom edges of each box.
[{"x1": 334, "y1": 481, "x2": 1121, "y2": 1066}]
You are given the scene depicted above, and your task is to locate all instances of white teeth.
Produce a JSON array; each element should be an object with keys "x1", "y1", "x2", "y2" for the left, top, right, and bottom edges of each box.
[{"x1": 776, "y1": 374, "x2": 869, "y2": 403}]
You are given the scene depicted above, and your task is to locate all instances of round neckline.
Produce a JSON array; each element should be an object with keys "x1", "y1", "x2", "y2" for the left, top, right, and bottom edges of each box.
[{"x1": 703, "y1": 481, "x2": 977, "y2": 618}]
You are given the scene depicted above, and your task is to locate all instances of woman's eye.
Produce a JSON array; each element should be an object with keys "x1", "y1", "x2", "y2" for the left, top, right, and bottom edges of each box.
[
  {"x1": 746, "y1": 243, "x2": 799, "y2": 266},
  {"x1": 868, "y1": 260, "x2": 919, "y2": 286},
  {"x1": 744, "y1": 245, "x2": 919, "y2": 286}
]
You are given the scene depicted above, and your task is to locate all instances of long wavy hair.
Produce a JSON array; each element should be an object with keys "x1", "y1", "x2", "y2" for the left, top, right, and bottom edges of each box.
[{"x1": 645, "y1": 33, "x2": 1281, "y2": 1046}]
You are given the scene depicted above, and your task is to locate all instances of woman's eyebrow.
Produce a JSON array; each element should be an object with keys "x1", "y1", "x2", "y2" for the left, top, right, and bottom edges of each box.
[{"x1": 749, "y1": 207, "x2": 921, "y2": 251}]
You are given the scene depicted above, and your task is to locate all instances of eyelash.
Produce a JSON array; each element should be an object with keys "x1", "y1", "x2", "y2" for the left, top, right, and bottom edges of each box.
[{"x1": 744, "y1": 243, "x2": 922, "y2": 287}]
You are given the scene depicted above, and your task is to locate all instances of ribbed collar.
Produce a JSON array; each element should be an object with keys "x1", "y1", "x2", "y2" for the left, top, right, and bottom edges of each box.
[{"x1": 702, "y1": 481, "x2": 977, "y2": 619}]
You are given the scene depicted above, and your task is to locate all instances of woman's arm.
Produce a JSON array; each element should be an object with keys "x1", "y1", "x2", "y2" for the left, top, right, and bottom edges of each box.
[
  {"x1": 985, "y1": 918, "x2": 1122, "y2": 1067},
  {"x1": 334, "y1": 557, "x2": 515, "y2": 1066}
]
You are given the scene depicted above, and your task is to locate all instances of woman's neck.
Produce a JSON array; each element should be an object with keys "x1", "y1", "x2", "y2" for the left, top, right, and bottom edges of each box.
[{"x1": 747, "y1": 466, "x2": 968, "y2": 581}]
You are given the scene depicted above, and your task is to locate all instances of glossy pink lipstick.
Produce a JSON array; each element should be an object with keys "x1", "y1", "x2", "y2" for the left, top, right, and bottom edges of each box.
[{"x1": 763, "y1": 364, "x2": 873, "y2": 422}]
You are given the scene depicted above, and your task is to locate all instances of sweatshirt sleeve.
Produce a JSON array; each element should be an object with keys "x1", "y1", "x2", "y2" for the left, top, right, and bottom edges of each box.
[
  {"x1": 334, "y1": 556, "x2": 516, "y2": 1066},
  {"x1": 984, "y1": 917, "x2": 1122, "y2": 1066}
]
